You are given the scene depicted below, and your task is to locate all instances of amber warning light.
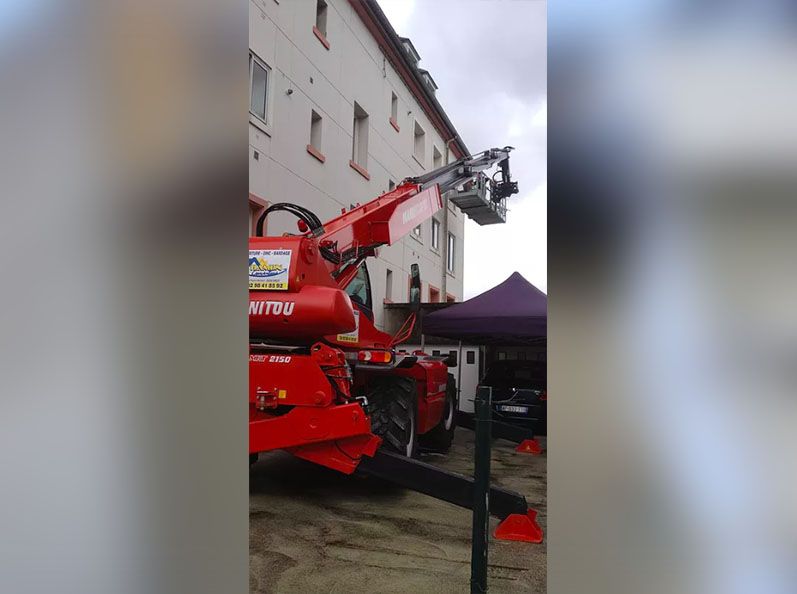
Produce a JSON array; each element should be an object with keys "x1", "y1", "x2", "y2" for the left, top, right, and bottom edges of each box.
[{"x1": 357, "y1": 350, "x2": 393, "y2": 364}]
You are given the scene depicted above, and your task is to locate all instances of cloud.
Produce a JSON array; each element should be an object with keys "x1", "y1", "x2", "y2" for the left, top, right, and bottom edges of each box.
[
  {"x1": 383, "y1": 0, "x2": 547, "y2": 296},
  {"x1": 378, "y1": 0, "x2": 416, "y2": 33},
  {"x1": 532, "y1": 98, "x2": 547, "y2": 127}
]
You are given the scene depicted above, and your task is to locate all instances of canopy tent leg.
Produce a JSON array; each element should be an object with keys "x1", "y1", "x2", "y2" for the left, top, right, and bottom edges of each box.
[{"x1": 456, "y1": 340, "x2": 463, "y2": 409}]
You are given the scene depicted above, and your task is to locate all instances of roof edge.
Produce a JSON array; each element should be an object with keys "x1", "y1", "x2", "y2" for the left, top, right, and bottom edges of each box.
[{"x1": 350, "y1": 0, "x2": 470, "y2": 159}]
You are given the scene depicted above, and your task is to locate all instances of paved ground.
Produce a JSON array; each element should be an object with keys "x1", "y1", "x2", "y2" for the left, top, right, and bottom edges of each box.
[{"x1": 250, "y1": 430, "x2": 546, "y2": 593}]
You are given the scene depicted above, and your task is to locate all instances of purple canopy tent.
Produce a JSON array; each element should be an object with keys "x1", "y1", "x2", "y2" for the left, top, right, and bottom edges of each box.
[{"x1": 423, "y1": 272, "x2": 546, "y2": 344}]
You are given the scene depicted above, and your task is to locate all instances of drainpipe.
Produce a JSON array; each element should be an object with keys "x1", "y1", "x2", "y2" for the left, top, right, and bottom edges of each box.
[
  {"x1": 441, "y1": 138, "x2": 457, "y2": 301},
  {"x1": 441, "y1": 189, "x2": 449, "y2": 300}
]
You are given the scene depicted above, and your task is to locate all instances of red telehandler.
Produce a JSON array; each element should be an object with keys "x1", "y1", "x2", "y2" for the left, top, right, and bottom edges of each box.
[
  {"x1": 249, "y1": 146, "x2": 542, "y2": 542},
  {"x1": 249, "y1": 147, "x2": 518, "y2": 473}
]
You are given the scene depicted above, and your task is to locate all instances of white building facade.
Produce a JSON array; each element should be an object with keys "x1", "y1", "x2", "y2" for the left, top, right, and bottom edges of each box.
[{"x1": 249, "y1": 0, "x2": 468, "y2": 331}]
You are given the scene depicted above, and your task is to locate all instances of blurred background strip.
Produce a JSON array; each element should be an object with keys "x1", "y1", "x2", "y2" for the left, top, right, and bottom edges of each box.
[
  {"x1": 549, "y1": 1, "x2": 797, "y2": 594},
  {"x1": 0, "y1": 2, "x2": 249, "y2": 593}
]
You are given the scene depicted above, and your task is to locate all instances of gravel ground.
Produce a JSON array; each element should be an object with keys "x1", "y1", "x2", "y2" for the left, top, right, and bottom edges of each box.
[{"x1": 250, "y1": 430, "x2": 547, "y2": 593}]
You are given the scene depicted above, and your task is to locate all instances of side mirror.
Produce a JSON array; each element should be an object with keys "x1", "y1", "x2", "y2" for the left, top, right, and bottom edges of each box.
[{"x1": 409, "y1": 263, "x2": 421, "y2": 312}]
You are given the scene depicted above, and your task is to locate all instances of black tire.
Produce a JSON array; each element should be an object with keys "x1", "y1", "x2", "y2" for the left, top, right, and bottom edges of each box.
[
  {"x1": 249, "y1": 453, "x2": 259, "y2": 466},
  {"x1": 419, "y1": 373, "x2": 457, "y2": 453},
  {"x1": 366, "y1": 376, "x2": 419, "y2": 458}
]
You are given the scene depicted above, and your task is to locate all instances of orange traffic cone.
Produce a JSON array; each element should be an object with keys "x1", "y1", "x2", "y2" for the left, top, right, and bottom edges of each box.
[
  {"x1": 515, "y1": 438, "x2": 542, "y2": 455},
  {"x1": 494, "y1": 509, "x2": 544, "y2": 543}
]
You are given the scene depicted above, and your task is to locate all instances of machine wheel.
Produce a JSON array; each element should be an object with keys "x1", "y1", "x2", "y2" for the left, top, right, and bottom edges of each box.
[
  {"x1": 366, "y1": 376, "x2": 419, "y2": 458},
  {"x1": 249, "y1": 453, "x2": 259, "y2": 466},
  {"x1": 419, "y1": 374, "x2": 457, "y2": 453}
]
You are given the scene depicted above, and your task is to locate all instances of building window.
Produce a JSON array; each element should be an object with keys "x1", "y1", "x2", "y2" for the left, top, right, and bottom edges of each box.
[
  {"x1": 431, "y1": 218, "x2": 440, "y2": 250},
  {"x1": 467, "y1": 350, "x2": 476, "y2": 365},
  {"x1": 433, "y1": 145, "x2": 442, "y2": 170},
  {"x1": 385, "y1": 268, "x2": 393, "y2": 303},
  {"x1": 390, "y1": 92, "x2": 399, "y2": 131},
  {"x1": 447, "y1": 233, "x2": 455, "y2": 272},
  {"x1": 429, "y1": 285, "x2": 440, "y2": 303},
  {"x1": 316, "y1": 0, "x2": 327, "y2": 35},
  {"x1": 351, "y1": 102, "x2": 369, "y2": 174},
  {"x1": 305, "y1": 110, "x2": 326, "y2": 163},
  {"x1": 401, "y1": 38, "x2": 421, "y2": 66},
  {"x1": 310, "y1": 110, "x2": 322, "y2": 150},
  {"x1": 412, "y1": 224, "x2": 422, "y2": 240},
  {"x1": 446, "y1": 293, "x2": 456, "y2": 303},
  {"x1": 413, "y1": 120, "x2": 426, "y2": 165},
  {"x1": 315, "y1": 0, "x2": 328, "y2": 37},
  {"x1": 409, "y1": 272, "x2": 422, "y2": 301},
  {"x1": 249, "y1": 52, "x2": 270, "y2": 123}
]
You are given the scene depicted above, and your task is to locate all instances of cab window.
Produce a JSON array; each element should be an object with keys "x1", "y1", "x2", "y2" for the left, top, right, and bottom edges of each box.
[{"x1": 345, "y1": 263, "x2": 373, "y2": 319}]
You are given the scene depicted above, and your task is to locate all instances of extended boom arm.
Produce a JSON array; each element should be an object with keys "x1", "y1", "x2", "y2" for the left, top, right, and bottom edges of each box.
[
  {"x1": 315, "y1": 147, "x2": 518, "y2": 287},
  {"x1": 254, "y1": 147, "x2": 518, "y2": 289},
  {"x1": 408, "y1": 146, "x2": 518, "y2": 199}
]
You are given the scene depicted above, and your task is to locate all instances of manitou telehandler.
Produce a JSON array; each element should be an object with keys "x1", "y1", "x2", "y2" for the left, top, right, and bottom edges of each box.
[
  {"x1": 249, "y1": 147, "x2": 519, "y2": 472},
  {"x1": 249, "y1": 146, "x2": 542, "y2": 542}
]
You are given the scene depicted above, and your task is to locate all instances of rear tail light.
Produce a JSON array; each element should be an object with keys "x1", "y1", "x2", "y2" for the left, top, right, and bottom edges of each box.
[{"x1": 358, "y1": 350, "x2": 393, "y2": 364}]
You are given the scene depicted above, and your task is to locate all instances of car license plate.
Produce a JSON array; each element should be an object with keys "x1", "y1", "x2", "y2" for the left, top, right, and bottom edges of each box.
[{"x1": 498, "y1": 405, "x2": 528, "y2": 414}]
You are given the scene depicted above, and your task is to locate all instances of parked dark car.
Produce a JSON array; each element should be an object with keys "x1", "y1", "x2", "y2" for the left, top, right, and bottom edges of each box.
[{"x1": 480, "y1": 360, "x2": 547, "y2": 435}]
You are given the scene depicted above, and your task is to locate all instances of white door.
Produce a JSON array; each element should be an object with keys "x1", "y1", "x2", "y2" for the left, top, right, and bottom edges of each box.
[
  {"x1": 405, "y1": 344, "x2": 481, "y2": 413},
  {"x1": 456, "y1": 347, "x2": 480, "y2": 413}
]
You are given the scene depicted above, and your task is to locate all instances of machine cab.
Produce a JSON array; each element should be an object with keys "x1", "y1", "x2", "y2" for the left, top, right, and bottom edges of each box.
[{"x1": 344, "y1": 262, "x2": 374, "y2": 322}]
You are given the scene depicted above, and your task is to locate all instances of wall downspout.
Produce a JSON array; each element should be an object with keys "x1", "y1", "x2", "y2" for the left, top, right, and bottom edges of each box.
[
  {"x1": 442, "y1": 186, "x2": 449, "y2": 300},
  {"x1": 441, "y1": 137, "x2": 458, "y2": 301}
]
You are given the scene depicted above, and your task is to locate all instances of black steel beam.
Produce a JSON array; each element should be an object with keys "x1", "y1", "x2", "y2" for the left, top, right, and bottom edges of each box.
[{"x1": 357, "y1": 448, "x2": 528, "y2": 520}]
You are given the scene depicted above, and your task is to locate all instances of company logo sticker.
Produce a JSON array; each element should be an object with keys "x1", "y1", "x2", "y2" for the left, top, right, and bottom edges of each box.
[
  {"x1": 249, "y1": 249, "x2": 291, "y2": 290},
  {"x1": 337, "y1": 309, "x2": 360, "y2": 344}
]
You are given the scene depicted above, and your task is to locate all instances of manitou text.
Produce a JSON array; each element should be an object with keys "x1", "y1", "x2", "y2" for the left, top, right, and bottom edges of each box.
[{"x1": 249, "y1": 301, "x2": 296, "y2": 316}]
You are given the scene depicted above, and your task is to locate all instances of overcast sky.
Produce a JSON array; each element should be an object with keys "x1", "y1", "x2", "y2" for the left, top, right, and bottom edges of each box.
[{"x1": 380, "y1": 0, "x2": 547, "y2": 297}]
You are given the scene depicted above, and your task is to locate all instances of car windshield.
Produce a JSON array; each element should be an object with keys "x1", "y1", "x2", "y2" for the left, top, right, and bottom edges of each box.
[{"x1": 483, "y1": 363, "x2": 545, "y2": 387}]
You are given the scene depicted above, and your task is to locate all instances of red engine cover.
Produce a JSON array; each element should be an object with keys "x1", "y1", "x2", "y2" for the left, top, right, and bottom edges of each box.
[
  {"x1": 249, "y1": 285, "x2": 355, "y2": 340},
  {"x1": 249, "y1": 235, "x2": 356, "y2": 340}
]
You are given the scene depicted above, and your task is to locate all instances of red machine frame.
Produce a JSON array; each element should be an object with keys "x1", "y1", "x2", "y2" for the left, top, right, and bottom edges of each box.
[{"x1": 249, "y1": 148, "x2": 518, "y2": 474}]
